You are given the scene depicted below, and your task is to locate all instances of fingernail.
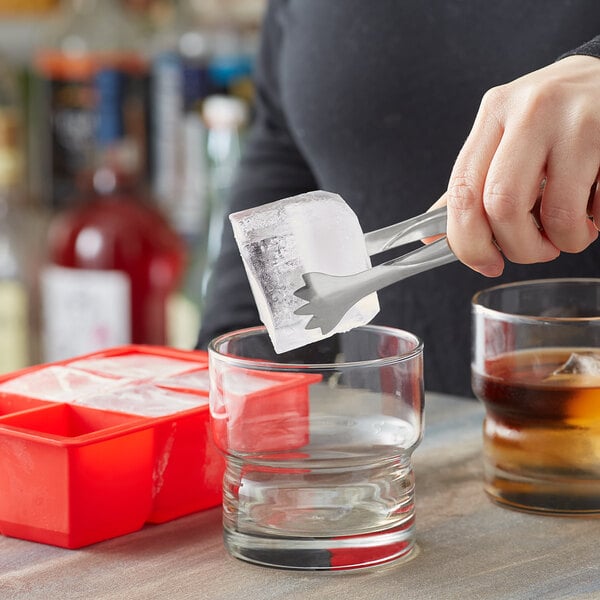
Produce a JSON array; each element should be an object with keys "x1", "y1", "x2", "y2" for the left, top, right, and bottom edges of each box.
[
  {"x1": 541, "y1": 247, "x2": 560, "y2": 262},
  {"x1": 475, "y1": 263, "x2": 504, "y2": 277}
]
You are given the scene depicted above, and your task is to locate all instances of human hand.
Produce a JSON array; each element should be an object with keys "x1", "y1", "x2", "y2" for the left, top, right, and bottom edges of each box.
[{"x1": 431, "y1": 55, "x2": 600, "y2": 276}]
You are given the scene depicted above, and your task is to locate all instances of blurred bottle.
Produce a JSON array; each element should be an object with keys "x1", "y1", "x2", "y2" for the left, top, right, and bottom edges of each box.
[
  {"x1": 150, "y1": 0, "x2": 213, "y2": 348},
  {"x1": 151, "y1": 0, "x2": 211, "y2": 229},
  {"x1": 42, "y1": 67, "x2": 185, "y2": 362},
  {"x1": 0, "y1": 57, "x2": 32, "y2": 373},
  {"x1": 31, "y1": 0, "x2": 149, "y2": 211},
  {"x1": 201, "y1": 94, "x2": 247, "y2": 300}
]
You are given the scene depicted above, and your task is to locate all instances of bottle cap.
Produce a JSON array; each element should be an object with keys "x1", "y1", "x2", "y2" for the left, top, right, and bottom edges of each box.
[{"x1": 202, "y1": 94, "x2": 248, "y2": 129}]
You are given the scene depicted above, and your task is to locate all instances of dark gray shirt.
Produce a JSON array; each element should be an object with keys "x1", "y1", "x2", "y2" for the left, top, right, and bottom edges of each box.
[{"x1": 198, "y1": 0, "x2": 600, "y2": 397}]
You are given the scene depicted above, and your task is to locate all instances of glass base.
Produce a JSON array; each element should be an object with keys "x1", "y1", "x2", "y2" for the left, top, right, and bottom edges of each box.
[
  {"x1": 485, "y1": 465, "x2": 600, "y2": 516},
  {"x1": 221, "y1": 451, "x2": 418, "y2": 570},
  {"x1": 223, "y1": 519, "x2": 417, "y2": 571}
]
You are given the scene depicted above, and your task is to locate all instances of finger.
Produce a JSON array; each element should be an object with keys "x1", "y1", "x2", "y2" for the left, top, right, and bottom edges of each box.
[
  {"x1": 482, "y1": 128, "x2": 560, "y2": 264},
  {"x1": 541, "y1": 142, "x2": 599, "y2": 252},
  {"x1": 445, "y1": 91, "x2": 506, "y2": 276}
]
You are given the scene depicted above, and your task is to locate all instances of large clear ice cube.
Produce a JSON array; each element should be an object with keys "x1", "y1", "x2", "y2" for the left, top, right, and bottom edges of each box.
[
  {"x1": 230, "y1": 191, "x2": 379, "y2": 353},
  {"x1": 0, "y1": 366, "x2": 122, "y2": 401},
  {"x1": 154, "y1": 368, "x2": 210, "y2": 392},
  {"x1": 221, "y1": 370, "x2": 285, "y2": 396},
  {"x1": 68, "y1": 354, "x2": 202, "y2": 380},
  {"x1": 75, "y1": 384, "x2": 208, "y2": 417}
]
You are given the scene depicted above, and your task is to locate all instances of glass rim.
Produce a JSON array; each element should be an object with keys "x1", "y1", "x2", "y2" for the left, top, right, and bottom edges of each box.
[
  {"x1": 208, "y1": 324, "x2": 423, "y2": 372},
  {"x1": 471, "y1": 277, "x2": 600, "y2": 323}
]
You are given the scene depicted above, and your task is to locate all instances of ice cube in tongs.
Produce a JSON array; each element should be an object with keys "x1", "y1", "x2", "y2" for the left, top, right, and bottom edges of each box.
[{"x1": 229, "y1": 190, "x2": 456, "y2": 353}]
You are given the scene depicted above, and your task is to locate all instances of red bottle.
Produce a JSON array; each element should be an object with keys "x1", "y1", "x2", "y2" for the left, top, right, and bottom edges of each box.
[{"x1": 42, "y1": 69, "x2": 185, "y2": 362}]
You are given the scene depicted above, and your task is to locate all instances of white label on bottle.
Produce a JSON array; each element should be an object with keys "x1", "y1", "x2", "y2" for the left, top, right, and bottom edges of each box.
[
  {"x1": 0, "y1": 280, "x2": 28, "y2": 374},
  {"x1": 41, "y1": 265, "x2": 131, "y2": 362},
  {"x1": 167, "y1": 291, "x2": 201, "y2": 350}
]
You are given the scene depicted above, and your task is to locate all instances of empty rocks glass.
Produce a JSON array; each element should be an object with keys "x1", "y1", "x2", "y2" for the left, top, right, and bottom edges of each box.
[{"x1": 208, "y1": 325, "x2": 424, "y2": 570}]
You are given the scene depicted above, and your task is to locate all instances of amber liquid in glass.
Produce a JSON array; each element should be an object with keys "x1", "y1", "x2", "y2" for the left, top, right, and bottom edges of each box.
[{"x1": 472, "y1": 348, "x2": 600, "y2": 514}]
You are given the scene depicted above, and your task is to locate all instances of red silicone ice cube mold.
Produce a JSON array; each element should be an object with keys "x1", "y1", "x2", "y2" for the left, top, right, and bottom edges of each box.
[
  {"x1": 0, "y1": 344, "x2": 323, "y2": 549},
  {"x1": 0, "y1": 345, "x2": 222, "y2": 548}
]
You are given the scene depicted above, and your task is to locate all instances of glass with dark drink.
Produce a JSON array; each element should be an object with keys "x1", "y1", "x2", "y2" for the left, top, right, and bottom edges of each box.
[{"x1": 472, "y1": 279, "x2": 600, "y2": 515}]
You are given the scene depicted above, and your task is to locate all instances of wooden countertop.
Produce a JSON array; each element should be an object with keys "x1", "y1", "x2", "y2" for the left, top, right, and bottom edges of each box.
[{"x1": 2, "y1": 393, "x2": 600, "y2": 600}]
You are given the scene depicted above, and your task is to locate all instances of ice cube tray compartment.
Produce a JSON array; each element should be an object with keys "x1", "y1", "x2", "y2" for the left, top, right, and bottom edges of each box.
[{"x1": 0, "y1": 403, "x2": 155, "y2": 548}]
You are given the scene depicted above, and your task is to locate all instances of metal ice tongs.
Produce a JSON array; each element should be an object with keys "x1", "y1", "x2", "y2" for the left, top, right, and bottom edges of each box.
[{"x1": 293, "y1": 206, "x2": 457, "y2": 334}]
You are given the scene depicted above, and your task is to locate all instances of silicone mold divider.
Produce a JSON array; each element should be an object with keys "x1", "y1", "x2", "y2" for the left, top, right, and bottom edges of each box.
[{"x1": 0, "y1": 394, "x2": 52, "y2": 415}]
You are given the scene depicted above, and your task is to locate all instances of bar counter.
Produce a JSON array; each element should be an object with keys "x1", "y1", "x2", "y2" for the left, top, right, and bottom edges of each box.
[{"x1": 2, "y1": 393, "x2": 600, "y2": 600}]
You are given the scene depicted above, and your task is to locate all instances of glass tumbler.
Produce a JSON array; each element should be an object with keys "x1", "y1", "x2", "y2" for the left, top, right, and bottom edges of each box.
[
  {"x1": 472, "y1": 278, "x2": 600, "y2": 515},
  {"x1": 208, "y1": 325, "x2": 423, "y2": 571}
]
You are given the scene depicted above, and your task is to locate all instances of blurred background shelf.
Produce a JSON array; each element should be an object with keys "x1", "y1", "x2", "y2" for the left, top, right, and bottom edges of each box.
[{"x1": 0, "y1": 0, "x2": 266, "y2": 373}]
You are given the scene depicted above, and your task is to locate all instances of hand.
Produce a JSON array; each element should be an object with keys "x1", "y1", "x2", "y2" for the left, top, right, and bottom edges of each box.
[{"x1": 432, "y1": 55, "x2": 600, "y2": 276}]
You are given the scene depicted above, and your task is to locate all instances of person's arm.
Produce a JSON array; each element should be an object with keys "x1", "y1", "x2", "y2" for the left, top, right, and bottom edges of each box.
[
  {"x1": 432, "y1": 37, "x2": 600, "y2": 276},
  {"x1": 196, "y1": 1, "x2": 318, "y2": 348}
]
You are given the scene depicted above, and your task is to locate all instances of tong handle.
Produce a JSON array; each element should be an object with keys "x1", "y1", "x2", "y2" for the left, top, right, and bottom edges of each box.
[
  {"x1": 355, "y1": 237, "x2": 457, "y2": 298},
  {"x1": 364, "y1": 206, "x2": 448, "y2": 256}
]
